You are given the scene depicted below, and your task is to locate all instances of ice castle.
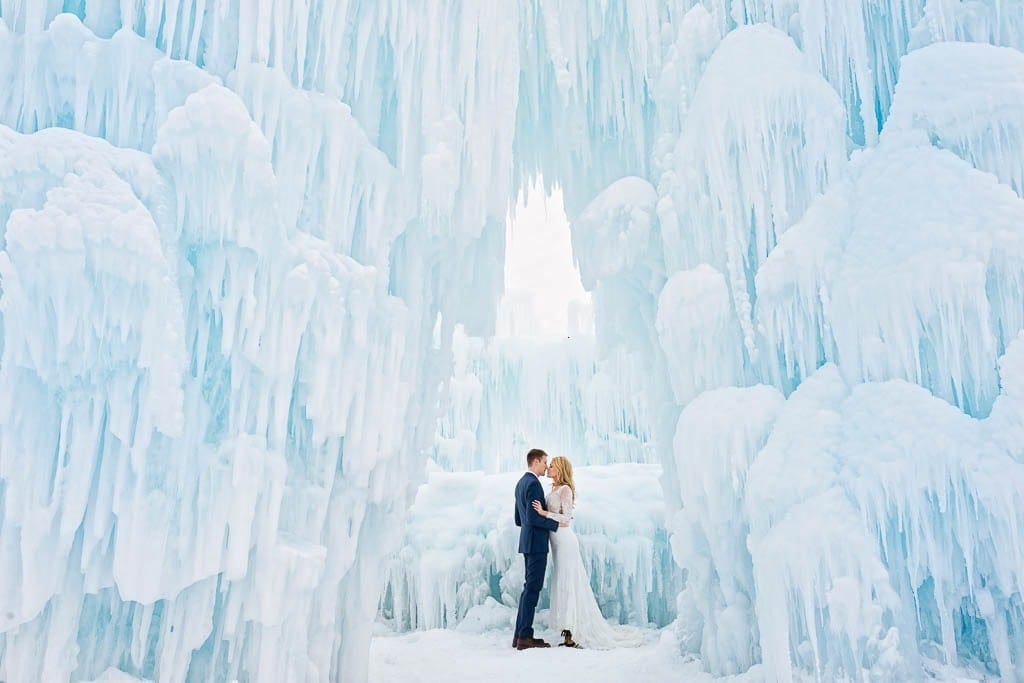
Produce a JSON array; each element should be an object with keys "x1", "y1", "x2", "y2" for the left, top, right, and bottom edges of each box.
[{"x1": 1, "y1": 1, "x2": 1024, "y2": 681}]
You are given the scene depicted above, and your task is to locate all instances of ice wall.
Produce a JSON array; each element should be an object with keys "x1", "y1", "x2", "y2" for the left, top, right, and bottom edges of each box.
[
  {"x1": 567, "y1": 6, "x2": 1024, "y2": 683},
  {"x1": 0, "y1": 56, "x2": 421, "y2": 683},
  {"x1": 0, "y1": 4, "x2": 523, "y2": 682}
]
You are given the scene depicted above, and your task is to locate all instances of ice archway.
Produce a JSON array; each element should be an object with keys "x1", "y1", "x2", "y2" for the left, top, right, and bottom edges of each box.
[{"x1": 2, "y1": 1, "x2": 1024, "y2": 682}]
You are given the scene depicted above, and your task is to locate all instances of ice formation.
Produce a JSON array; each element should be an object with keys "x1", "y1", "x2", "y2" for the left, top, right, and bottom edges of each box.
[
  {"x1": 756, "y1": 133, "x2": 1024, "y2": 412},
  {"x1": 886, "y1": 41, "x2": 1024, "y2": 196},
  {"x1": 556, "y1": 4, "x2": 1024, "y2": 682},
  {"x1": 434, "y1": 330, "x2": 652, "y2": 473},
  {"x1": 2, "y1": 1, "x2": 1024, "y2": 682},
  {"x1": 0, "y1": 6, "x2": 487, "y2": 682}
]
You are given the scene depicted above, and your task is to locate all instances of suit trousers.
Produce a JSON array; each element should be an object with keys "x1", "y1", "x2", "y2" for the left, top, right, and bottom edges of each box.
[{"x1": 514, "y1": 552, "x2": 548, "y2": 638}]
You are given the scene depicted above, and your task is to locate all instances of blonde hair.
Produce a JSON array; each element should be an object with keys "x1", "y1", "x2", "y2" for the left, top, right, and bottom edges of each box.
[{"x1": 549, "y1": 456, "x2": 576, "y2": 503}]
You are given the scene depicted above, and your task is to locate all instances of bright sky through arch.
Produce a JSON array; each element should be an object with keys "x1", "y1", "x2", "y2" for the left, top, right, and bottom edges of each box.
[{"x1": 498, "y1": 182, "x2": 593, "y2": 339}]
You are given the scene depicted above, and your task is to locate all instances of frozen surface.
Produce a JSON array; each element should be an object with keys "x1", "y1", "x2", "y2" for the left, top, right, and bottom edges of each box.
[
  {"x1": 561, "y1": 4, "x2": 1024, "y2": 681},
  {"x1": 909, "y1": 0, "x2": 1024, "y2": 52},
  {"x1": 369, "y1": 628, "x2": 704, "y2": 683},
  {"x1": 367, "y1": 626, "x2": 993, "y2": 683},
  {"x1": 0, "y1": 8, "x2": 465, "y2": 683},
  {"x1": 656, "y1": 266, "x2": 746, "y2": 405},
  {"x1": 0, "y1": 114, "x2": 415, "y2": 683}
]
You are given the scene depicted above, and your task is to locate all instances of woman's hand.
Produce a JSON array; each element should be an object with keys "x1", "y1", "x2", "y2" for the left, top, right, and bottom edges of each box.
[{"x1": 531, "y1": 500, "x2": 547, "y2": 517}]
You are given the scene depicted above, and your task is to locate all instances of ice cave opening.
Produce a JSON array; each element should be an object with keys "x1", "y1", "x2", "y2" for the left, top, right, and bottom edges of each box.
[{"x1": 375, "y1": 180, "x2": 679, "y2": 646}]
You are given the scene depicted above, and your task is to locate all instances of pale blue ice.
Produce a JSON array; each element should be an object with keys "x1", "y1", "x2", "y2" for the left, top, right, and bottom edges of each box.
[{"x1": 1, "y1": 1, "x2": 1024, "y2": 682}]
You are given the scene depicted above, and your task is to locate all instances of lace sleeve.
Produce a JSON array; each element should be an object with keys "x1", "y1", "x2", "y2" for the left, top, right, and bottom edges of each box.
[{"x1": 546, "y1": 486, "x2": 575, "y2": 524}]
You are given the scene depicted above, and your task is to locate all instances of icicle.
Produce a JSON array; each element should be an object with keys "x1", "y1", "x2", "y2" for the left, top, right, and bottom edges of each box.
[{"x1": 909, "y1": 0, "x2": 1024, "y2": 53}]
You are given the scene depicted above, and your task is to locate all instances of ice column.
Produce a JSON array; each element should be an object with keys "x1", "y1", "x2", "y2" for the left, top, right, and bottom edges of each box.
[{"x1": 666, "y1": 25, "x2": 846, "y2": 361}]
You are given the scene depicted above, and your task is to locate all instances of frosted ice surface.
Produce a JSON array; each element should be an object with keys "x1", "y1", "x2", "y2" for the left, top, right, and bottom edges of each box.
[
  {"x1": 228, "y1": 64, "x2": 408, "y2": 271},
  {"x1": 650, "y1": 5, "x2": 720, "y2": 150},
  {"x1": 743, "y1": 367, "x2": 902, "y2": 682},
  {"x1": 570, "y1": 176, "x2": 659, "y2": 292},
  {"x1": 909, "y1": 0, "x2": 1024, "y2": 52},
  {"x1": 667, "y1": 353, "x2": 1024, "y2": 680},
  {"x1": 0, "y1": 15, "x2": 218, "y2": 151},
  {"x1": 700, "y1": 0, "x2": 925, "y2": 143},
  {"x1": 656, "y1": 266, "x2": 746, "y2": 405},
  {"x1": 757, "y1": 134, "x2": 1024, "y2": 414},
  {"x1": 559, "y1": 3, "x2": 1024, "y2": 680},
  {"x1": 886, "y1": 41, "x2": 1024, "y2": 196},
  {"x1": 668, "y1": 385, "x2": 785, "y2": 676},
  {"x1": 0, "y1": 11, "x2": 423, "y2": 683}
]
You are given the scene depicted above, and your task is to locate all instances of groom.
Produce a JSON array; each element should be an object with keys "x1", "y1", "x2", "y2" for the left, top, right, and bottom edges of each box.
[{"x1": 512, "y1": 448, "x2": 566, "y2": 650}]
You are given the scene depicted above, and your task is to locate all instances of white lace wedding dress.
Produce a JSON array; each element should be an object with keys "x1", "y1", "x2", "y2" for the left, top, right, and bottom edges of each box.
[{"x1": 545, "y1": 485, "x2": 644, "y2": 650}]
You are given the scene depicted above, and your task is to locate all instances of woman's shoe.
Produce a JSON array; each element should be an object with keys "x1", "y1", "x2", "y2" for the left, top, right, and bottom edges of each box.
[{"x1": 558, "y1": 629, "x2": 582, "y2": 648}]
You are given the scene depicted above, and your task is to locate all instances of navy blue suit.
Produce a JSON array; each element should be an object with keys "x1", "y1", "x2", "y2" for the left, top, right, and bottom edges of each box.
[{"x1": 513, "y1": 472, "x2": 558, "y2": 639}]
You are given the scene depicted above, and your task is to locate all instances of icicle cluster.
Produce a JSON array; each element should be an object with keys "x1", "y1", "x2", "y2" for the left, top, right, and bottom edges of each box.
[
  {"x1": 667, "y1": 25, "x2": 847, "y2": 360},
  {"x1": 435, "y1": 330, "x2": 653, "y2": 473},
  {"x1": 758, "y1": 132, "x2": 1024, "y2": 414},
  {"x1": 886, "y1": 41, "x2": 1024, "y2": 196}
]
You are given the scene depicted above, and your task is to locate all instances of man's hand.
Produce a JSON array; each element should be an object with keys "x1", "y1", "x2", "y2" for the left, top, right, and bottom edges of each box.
[{"x1": 559, "y1": 521, "x2": 568, "y2": 528}]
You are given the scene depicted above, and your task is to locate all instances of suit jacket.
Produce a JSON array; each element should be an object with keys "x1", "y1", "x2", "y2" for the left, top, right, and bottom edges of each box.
[{"x1": 514, "y1": 472, "x2": 559, "y2": 554}]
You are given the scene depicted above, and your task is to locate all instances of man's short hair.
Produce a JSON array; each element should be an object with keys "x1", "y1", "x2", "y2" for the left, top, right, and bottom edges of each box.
[{"x1": 526, "y1": 448, "x2": 548, "y2": 466}]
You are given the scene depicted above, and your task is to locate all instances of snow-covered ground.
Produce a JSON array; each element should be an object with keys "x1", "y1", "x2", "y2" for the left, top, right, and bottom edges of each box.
[
  {"x1": 369, "y1": 627, "x2": 996, "y2": 683},
  {"x1": 369, "y1": 628, "x2": 709, "y2": 683}
]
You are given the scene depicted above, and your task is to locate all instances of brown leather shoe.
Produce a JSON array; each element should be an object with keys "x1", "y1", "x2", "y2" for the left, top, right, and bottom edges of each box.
[
  {"x1": 516, "y1": 638, "x2": 551, "y2": 650},
  {"x1": 514, "y1": 636, "x2": 546, "y2": 647}
]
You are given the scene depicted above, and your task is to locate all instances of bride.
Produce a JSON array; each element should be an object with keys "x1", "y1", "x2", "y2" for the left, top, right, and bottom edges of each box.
[{"x1": 531, "y1": 456, "x2": 644, "y2": 650}]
